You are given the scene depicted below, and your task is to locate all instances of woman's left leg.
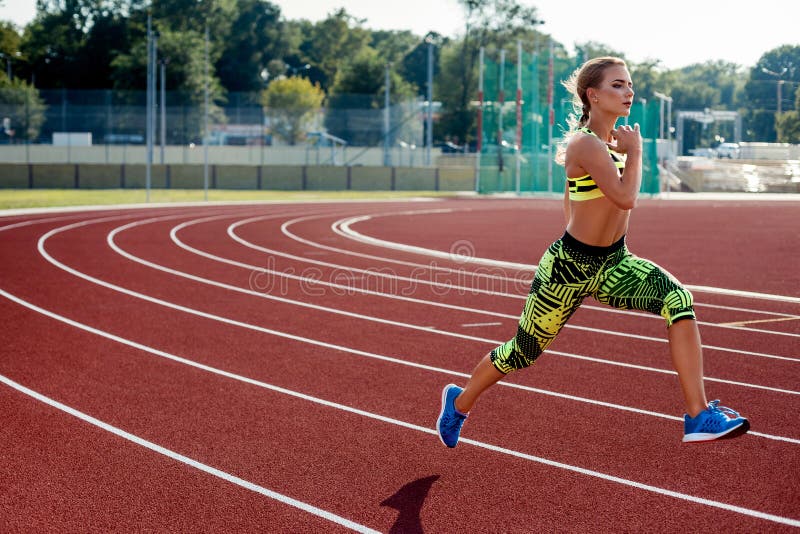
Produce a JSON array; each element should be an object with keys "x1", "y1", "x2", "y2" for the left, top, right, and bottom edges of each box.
[
  {"x1": 594, "y1": 252, "x2": 705, "y2": 414},
  {"x1": 595, "y1": 252, "x2": 749, "y2": 441},
  {"x1": 667, "y1": 319, "x2": 707, "y2": 417}
]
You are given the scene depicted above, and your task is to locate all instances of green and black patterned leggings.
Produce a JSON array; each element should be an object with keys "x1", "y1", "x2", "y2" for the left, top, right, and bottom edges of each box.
[{"x1": 490, "y1": 231, "x2": 695, "y2": 375}]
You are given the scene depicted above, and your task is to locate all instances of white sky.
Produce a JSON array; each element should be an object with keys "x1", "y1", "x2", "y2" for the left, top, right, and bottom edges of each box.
[{"x1": 2, "y1": 0, "x2": 799, "y2": 70}]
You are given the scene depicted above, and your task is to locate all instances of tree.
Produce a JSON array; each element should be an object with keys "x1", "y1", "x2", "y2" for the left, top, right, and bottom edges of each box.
[
  {"x1": 438, "y1": 0, "x2": 542, "y2": 144},
  {"x1": 0, "y1": 20, "x2": 21, "y2": 57},
  {"x1": 399, "y1": 32, "x2": 446, "y2": 98},
  {"x1": 261, "y1": 75, "x2": 324, "y2": 145},
  {"x1": 215, "y1": 0, "x2": 289, "y2": 93},
  {"x1": 111, "y1": 27, "x2": 226, "y2": 143},
  {"x1": 19, "y1": 0, "x2": 132, "y2": 89},
  {"x1": 743, "y1": 45, "x2": 800, "y2": 141},
  {"x1": 574, "y1": 41, "x2": 626, "y2": 64},
  {"x1": 324, "y1": 47, "x2": 416, "y2": 146},
  {"x1": 0, "y1": 73, "x2": 47, "y2": 142},
  {"x1": 776, "y1": 83, "x2": 800, "y2": 143},
  {"x1": 151, "y1": 0, "x2": 237, "y2": 37},
  {"x1": 293, "y1": 9, "x2": 372, "y2": 93}
]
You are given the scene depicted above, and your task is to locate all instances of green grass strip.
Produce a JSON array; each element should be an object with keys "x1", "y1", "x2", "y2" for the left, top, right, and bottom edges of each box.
[{"x1": 0, "y1": 189, "x2": 458, "y2": 210}]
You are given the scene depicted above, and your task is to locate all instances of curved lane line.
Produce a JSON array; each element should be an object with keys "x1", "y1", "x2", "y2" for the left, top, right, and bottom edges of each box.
[
  {"x1": 328, "y1": 212, "x2": 800, "y2": 337},
  {"x1": 0, "y1": 373, "x2": 380, "y2": 533},
  {"x1": 41, "y1": 215, "x2": 800, "y2": 410},
  {"x1": 225, "y1": 215, "x2": 799, "y2": 360},
  {"x1": 100, "y1": 214, "x2": 800, "y2": 393},
  {"x1": 282, "y1": 212, "x2": 799, "y2": 321},
  {"x1": 0, "y1": 290, "x2": 798, "y2": 528},
  {"x1": 335, "y1": 212, "x2": 800, "y2": 305},
  {"x1": 284, "y1": 210, "x2": 525, "y2": 282}
]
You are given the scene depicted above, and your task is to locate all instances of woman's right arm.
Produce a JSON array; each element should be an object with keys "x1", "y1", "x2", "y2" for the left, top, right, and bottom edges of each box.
[{"x1": 574, "y1": 125, "x2": 642, "y2": 210}]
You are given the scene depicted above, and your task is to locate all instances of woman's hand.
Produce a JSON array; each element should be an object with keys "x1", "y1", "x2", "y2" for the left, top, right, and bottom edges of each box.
[{"x1": 608, "y1": 123, "x2": 642, "y2": 154}]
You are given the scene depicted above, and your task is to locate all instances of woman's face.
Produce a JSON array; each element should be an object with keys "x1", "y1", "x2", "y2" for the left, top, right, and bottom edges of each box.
[{"x1": 591, "y1": 65, "x2": 635, "y2": 117}]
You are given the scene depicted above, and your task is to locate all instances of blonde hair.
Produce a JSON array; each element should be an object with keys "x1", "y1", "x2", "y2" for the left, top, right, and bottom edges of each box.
[{"x1": 555, "y1": 56, "x2": 627, "y2": 165}]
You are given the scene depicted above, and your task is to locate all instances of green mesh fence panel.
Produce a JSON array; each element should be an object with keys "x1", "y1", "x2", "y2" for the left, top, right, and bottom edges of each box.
[{"x1": 476, "y1": 52, "x2": 660, "y2": 195}]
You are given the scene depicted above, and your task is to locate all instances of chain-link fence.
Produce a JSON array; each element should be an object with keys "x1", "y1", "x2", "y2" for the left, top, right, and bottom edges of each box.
[
  {"x1": 0, "y1": 88, "x2": 432, "y2": 167},
  {"x1": 1, "y1": 76, "x2": 796, "y2": 193}
]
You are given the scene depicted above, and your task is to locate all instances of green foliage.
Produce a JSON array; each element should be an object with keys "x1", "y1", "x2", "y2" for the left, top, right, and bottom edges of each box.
[
  {"x1": 324, "y1": 47, "x2": 417, "y2": 145},
  {"x1": 19, "y1": 0, "x2": 132, "y2": 88},
  {"x1": 215, "y1": 0, "x2": 289, "y2": 92},
  {"x1": 111, "y1": 27, "x2": 226, "y2": 143},
  {"x1": 777, "y1": 110, "x2": 800, "y2": 143},
  {"x1": 0, "y1": 74, "x2": 46, "y2": 141},
  {"x1": 0, "y1": 20, "x2": 21, "y2": 53},
  {"x1": 152, "y1": 0, "x2": 237, "y2": 36},
  {"x1": 3, "y1": 0, "x2": 799, "y2": 148},
  {"x1": 574, "y1": 42, "x2": 626, "y2": 64},
  {"x1": 399, "y1": 33, "x2": 447, "y2": 98},
  {"x1": 261, "y1": 75, "x2": 324, "y2": 145},
  {"x1": 292, "y1": 8, "x2": 372, "y2": 92},
  {"x1": 742, "y1": 45, "x2": 800, "y2": 141},
  {"x1": 438, "y1": 0, "x2": 544, "y2": 143}
]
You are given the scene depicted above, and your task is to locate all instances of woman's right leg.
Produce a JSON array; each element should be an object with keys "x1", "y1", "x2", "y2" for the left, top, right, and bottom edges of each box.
[
  {"x1": 454, "y1": 352, "x2": 505, "y2": 413},
  {"x1": 453, "y1": 237, "x2": 589, "y2": 413}
]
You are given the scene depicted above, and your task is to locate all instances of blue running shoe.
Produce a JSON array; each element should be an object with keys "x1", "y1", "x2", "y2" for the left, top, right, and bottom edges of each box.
[
  {"x1": 683, "y1": 400, "x2": 750, "y2": 443},
  {"x1": 437, "y1": 384, "x2": 468, "y2": 448}
]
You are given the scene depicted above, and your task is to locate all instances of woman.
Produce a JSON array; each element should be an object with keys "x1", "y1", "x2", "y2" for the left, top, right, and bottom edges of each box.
[{"x1": 436, "y1": 57, "x2": 748, "y2": 446}]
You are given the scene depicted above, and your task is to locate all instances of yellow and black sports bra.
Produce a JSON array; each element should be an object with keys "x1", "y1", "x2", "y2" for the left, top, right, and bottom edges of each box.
[{"x1": 567, "y1": 127, "x2": 625, "y2": 201}]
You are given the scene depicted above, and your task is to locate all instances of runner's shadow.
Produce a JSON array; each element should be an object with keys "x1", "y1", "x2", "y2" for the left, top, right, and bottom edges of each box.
[{"x1": 380, "y1": 475, "x2": 440, "y2": 534}]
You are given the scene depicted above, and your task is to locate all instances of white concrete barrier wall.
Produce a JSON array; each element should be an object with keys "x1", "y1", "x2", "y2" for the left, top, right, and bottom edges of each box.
[{"x1": 0, "y1": 145, "x2": 450, "y2": 167}]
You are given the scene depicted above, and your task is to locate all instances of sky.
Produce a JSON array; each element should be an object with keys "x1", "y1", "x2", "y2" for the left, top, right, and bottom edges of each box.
[{"x1": 2, "y1": 0, "x2": 799, "y2": 70}]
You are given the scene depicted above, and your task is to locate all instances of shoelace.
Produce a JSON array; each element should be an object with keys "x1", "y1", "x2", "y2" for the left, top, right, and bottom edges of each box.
[
  {"x1": 708, "y1": 400, "x2": 741, "y2": 419},
  {"x1": 442, "y1": 410, "x2": 466, "y2": 428}
]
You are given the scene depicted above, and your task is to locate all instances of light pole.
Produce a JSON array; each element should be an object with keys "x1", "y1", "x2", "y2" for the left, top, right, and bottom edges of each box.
[
  {"x1": 259, "y1": 68, "x2": 269, "y2": 166},
  {"x1": 159, "y1": 57, "x2": 168, "y2": 164},
  {"x1": 425, "y1": 36, "x2": 434, "y2": 167},
  {"x1": 383, "y1": 63, "x2": 391, "y2": 167},
  {"x1": 145, "y1": 12, "x2": 153, "y2": 202},
  {"x1": 761, "y1": 67, "x2": 787, "y2": 114}
]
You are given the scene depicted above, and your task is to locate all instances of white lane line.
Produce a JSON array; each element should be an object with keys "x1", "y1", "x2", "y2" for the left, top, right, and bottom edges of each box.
[
  {"x1": 231, "y1": 215, "x2": 529, "y2": 298},
  {"x1": 334, "y1": 212, "x2": 800, "y2": 305},
  {"x1": 227, "y1": 218, "x2": 800, "y2": 362},
  {"x1": 461, "y1": 322, "x2": 504, "y2": 328},
  {"x1": 285, "y1": 210, "x2": 522, "y2": 282},
  {"x1": 0, "y1": 293, "x2": 797, "y2": 529},
  {"x1": 698, "y1": 302, "x2": 800, "y2": 318},
  {"x1": 91, "y1": 214, "x2": 797, "y2": 395},
  {"x1": 32, "y1": 217, "x2": 800, "y2": 431},
  {"x1": 235, "y1": 213, "x2": 800, "y2": 340},
  {"x1": 719, "y1": 316, "x2": 800, "y2": 327},
  {"x1": 285, "y1": 211, "x2": 800, "y2": 322},
  {"x1": 0, "y1": 373, "x2": 379, "y2": 534},
  {"x1": 0, "y1": 213, "x2": 95, "y2": 232},
  {"x1": 221, "y1": 215, "x2": 798, "y2": 363},
  {"x1": 334, "y1": 213, "x2": 531, "y2": 270}
]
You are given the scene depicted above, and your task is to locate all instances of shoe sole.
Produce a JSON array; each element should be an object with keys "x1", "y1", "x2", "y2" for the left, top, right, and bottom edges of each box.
[
  {"x1": 682, "y1": 419, "x2": 750, "y2": 443},
  {"x1": 437, "y1": 384, "x2": 458, "y2": 448}
]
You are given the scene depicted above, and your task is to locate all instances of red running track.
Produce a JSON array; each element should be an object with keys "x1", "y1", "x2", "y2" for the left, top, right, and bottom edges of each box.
[{"x1": 1, "y1": 197, "x2": 799, "y2": 532}]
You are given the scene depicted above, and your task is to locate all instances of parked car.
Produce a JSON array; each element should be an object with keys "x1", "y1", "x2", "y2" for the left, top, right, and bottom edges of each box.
[
  {"x1": 716, "y1": 142, "x2": 740, "y2": 159},
  {"x1": 689, "y1": 147, "x2": 716, "y2": 158}
]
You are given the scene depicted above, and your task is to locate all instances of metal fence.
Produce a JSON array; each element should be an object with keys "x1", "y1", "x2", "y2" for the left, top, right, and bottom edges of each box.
[{"x1": 0, "y1": 88, "x2": 434, "y2": 167}]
